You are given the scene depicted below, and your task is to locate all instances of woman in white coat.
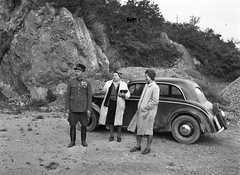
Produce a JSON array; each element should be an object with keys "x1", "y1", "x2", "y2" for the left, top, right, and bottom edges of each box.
[
  {"x1": 99, "y1": 71, "x2": 130, "y2": 142},
  {"x1": 127, "y1": 69, "x2": 159, "y2": 154}
]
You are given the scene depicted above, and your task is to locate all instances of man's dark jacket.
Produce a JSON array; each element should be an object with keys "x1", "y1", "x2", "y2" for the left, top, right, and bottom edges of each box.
[{"x1": 65, "y1": 78, "x2": 92, "y2": 112}]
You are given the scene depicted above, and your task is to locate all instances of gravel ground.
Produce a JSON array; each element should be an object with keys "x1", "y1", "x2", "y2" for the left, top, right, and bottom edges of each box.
[
  {"x1": 0, "y1": 111, "x2": 239, "y2": 175},
  {"x1": 1, "y1": 69, "x2": 240, "y2": 175},
  {"x1": 221, "y1": 76, "x2": 240, "y2": 112}
]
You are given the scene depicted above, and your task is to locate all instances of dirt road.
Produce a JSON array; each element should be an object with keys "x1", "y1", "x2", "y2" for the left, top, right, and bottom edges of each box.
[{"x1": 0, "y1": 112, "x2": 239, "y2": 175}]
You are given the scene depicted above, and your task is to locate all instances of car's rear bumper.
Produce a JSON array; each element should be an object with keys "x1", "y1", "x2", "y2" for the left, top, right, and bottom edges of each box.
[{"x1": 213, "y1": 110, "x2": 228, "y2": 132}]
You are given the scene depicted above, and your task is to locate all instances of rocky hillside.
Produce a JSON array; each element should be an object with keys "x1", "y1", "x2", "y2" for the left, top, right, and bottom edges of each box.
[
  {"x1": 221, "y1": 77, "x2": 240, "y2": 112},
  {"x1": 0, "y1": 1, "x2": 202, "y2": 102},
  {"x1": 0, "y1": 3, "x2": 109, "y2": 100},
  {"x1": 219, "y1": 77, "x2": 240, "y2": 126},
  {"x1": 118, "y1": 67, "x2": 194, "y2": 82}
]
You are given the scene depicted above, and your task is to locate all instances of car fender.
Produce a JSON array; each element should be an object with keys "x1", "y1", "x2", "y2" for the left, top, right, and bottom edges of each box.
[
  {"x1": 168, "y1": 107, "x2": 215, "y2": 133},
  {"x1": 92, "y1": 102, "x2": 101, "y2": 114}
]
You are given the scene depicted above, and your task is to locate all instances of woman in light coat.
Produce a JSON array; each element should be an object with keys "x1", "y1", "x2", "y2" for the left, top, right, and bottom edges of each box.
[
  {"x1": 99, "y1": 71, "x2": 130, "y2": 142},
  {"x1": 128, "y1": 69, "x2": 159, "y2": 154}
]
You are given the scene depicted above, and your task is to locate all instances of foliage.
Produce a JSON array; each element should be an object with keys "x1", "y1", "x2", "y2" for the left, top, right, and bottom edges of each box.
[
  {"x1": 185, "y1": 69, "x2": 205, "y2": 81},
  {"x1": 87, "y1": 69, "x2": 112, "y2": 81},
  {"x1": 39, "y1": 0, "x2": 85, "y2": 14},
  {"x1": 92, "y1": 0, "x2": 181, "y2": 68},
  {"x1": 79, "y1": 13, "x2": 107, "y2": 50},
  {"x1": 163, "y1": 17, "x2": 240, "y2": 81},
  {"x1": 108, "y1": 50, "x2": 122, "y2": 72},
  {"x1": 46, "y1": 89, "x2": 57, "y2": 103},
  {"x1": 28, "y1": 98, "x2": 48, "y2": 108},
  {"x1": 2, "y1": 0, "x2": 240, "y2": 82},
  {"x1": 194, "y1": 79, "x2": 229, "y2": 106}
]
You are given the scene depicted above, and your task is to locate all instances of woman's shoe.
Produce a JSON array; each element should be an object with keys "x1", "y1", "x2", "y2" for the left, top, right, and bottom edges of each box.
[
  {"x1": 109, "y1": 136, "x2": 114, "y2": 142},
  {"x1": 117, "y1": 137, "x2": 121, "y2": 142},
  {"x1": 130, "y1": 146, "x2": 141, "y2": 152},
  {"x1": 67, "y1": 142, "x2": 75, "y2": 148},
  {"x1": 142, "y1": 148, "x2": 151, "y2": 154}
]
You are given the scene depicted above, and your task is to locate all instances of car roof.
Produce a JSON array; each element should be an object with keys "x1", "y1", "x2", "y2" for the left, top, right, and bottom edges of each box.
[
  {"x1": 130, "y1": 77, "x2": 197, "y2": 86},
  {"x1": 129, "y1": 77, "x2": 204, "y2": 102}
]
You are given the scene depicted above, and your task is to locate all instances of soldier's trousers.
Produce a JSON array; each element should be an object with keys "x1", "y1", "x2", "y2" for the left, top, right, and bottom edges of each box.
[
  {"x1": 68, "y1": 112, "x2": 88, "y2": 142},
  {"x1": 68, "y1": 112, "x2": 88, "y2": 127}
]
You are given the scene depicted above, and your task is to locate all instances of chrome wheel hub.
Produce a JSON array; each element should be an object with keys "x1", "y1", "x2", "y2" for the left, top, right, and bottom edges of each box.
[{"x1": 179, "y1": 124, "x2": 193, "y2": 136}]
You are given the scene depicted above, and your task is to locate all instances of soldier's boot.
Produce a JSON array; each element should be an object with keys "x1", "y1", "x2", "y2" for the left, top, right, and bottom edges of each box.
[
  {"x1": 81, "y1": 126, "x2": 88, "y2": 147},
  {"x1": 67, "y1": 126, "x2": 76, "y2": 148}
]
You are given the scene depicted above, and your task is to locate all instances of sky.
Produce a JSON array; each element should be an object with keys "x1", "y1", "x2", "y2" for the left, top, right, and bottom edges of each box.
[{"x1": 150, "y1": 0, "x2": 240, "y2": 43}]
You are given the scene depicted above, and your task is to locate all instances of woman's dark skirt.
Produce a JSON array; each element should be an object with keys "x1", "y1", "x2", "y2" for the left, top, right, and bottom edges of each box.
[{"x1": 105, "y1": 99, "x2": 117, "y2": 125}]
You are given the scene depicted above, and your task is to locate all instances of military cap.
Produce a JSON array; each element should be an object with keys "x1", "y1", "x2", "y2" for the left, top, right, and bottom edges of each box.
[{"x1": 74, "y1": 63, "x2": 86, "y2": 72}]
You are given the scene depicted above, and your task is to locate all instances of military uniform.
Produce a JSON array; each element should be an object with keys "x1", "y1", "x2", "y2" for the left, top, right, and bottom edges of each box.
[
  {"x1": 65, "y1": 78, "x2": 92, "y2": 125},
  {"x1": 65, "y1": 64, "x2": 92, "y2": 147}
]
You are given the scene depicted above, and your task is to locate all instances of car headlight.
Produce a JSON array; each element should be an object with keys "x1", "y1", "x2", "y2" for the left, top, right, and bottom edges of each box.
[{"x1": 220, "y1": 110, "x2": 225, "y2": 117}]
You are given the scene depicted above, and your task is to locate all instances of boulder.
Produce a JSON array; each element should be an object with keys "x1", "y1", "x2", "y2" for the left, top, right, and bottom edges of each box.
[{"x1": 0, "y1": 5, "x2": 109, "y2": 99}]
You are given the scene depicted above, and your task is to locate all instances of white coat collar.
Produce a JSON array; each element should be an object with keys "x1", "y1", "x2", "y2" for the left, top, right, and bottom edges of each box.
[{"x1": 147, "y1": 81, "x2": 155, "y2": 87}]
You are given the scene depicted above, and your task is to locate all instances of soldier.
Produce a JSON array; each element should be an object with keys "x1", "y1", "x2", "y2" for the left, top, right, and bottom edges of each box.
[{"x1": 65, "y1": 63, "x2": 92, "y2": 147}]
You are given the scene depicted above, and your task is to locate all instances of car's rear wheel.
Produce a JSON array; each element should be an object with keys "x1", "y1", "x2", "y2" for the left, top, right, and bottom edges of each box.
[
  {"x1": 76, "y1": 109, "x2": 99, "y2": 132},
  {"x1": 172, "y1": 115, "x2": 201, "y2": 144}
]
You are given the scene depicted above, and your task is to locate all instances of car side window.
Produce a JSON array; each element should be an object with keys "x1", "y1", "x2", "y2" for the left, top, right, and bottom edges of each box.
[
  {"x1": 129, "y1": 83, "x2": 145, "y2": 96},
  {"x1": 159, "y1": 84, "x2": 169, "y2": 97},
  {"x1": 171, "y1": 86, "x2": 184, "y2": 99},
  {"x1": 158, "y1": 84, "x2": 184, "y2": 99}
]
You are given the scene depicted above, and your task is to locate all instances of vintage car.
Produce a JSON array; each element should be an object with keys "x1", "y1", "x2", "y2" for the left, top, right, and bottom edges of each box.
[{"x1": 82, "y1": 77, "x2": 228, "y2": 144}]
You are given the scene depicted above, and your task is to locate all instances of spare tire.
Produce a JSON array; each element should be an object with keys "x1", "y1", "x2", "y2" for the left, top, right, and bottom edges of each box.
[
  {"x1": 216, "y1": 110, "x2": 228, "y2": 130},
  {"x1": 76, "y1": 109, "x2": 99, "y2": 132},
  {"x1": 213, "y1": 103, "x2": 228, "y2": 130}
]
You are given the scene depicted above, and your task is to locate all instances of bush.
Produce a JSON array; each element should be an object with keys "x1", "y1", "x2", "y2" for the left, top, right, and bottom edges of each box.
[
  {"x1": 194, "y1": 79, "x2": 229, "y2": 106},
  {"x1": 185, "y1": 69, "x2": 204, "y2": 80},
  {"x1": 87, "y1": 69, "x2": 112, "y2": 82},
  {"x1": 46, "y1": 89, "x2": 57, "y2": 103},
  {"x1": 80, "y1": 13, "x2": 107, "y2": 51},
  {"x1": 28, "y1": 99, "x2": 48, "y2": 108}
]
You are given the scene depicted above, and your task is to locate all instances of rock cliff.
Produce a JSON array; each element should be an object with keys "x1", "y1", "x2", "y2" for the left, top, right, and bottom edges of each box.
[
  {"x1": 0, "y1": 2, "x2": 200, "y2": 101},
  {"x1": 0, "y1": 3, "x2": 109, "y2": 99},
  {"x1": 160, "y1": 32, "x2": 199, "y2": 70}
]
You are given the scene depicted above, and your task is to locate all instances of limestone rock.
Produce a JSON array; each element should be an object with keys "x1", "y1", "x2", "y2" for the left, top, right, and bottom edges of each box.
[
  {"x1": 160, "y1": 32, "x2": 198, "y2": 70},
  {"x1": 0, "y1": 5, "x2": 109, "y2": 99}
]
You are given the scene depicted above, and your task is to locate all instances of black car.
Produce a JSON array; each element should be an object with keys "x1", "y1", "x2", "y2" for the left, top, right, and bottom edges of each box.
[{"x1": 83, "y1": 77, "x2": 228, "y2": 144}]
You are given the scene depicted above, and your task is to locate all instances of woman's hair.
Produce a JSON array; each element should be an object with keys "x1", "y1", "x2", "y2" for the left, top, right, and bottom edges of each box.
[
  {"x1": 114, "y1": 70, "x2": 123, "y2": 77},
  {"x1": 145, "y1": 69, "x2": 156, "y2": 80}
]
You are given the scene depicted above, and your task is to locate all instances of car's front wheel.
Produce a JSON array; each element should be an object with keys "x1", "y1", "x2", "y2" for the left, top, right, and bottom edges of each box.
[
  {"x1": 76, "y1": 109, "x2": 99, "y2": 132},
  {"x1": 172, "y1": 115, "x2": 201, "y2": 144}
]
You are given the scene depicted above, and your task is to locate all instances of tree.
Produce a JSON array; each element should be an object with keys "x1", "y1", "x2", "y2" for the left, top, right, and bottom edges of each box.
[
  {"x1": 93, "y1": 0, "x2": 179, "y2": 68},
  {"x1": 164, "y1": 16, "x2": 240, "y2": 81},
  {"x1": 189, "y1": 15, "x2": 200, "y2": 27}
]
